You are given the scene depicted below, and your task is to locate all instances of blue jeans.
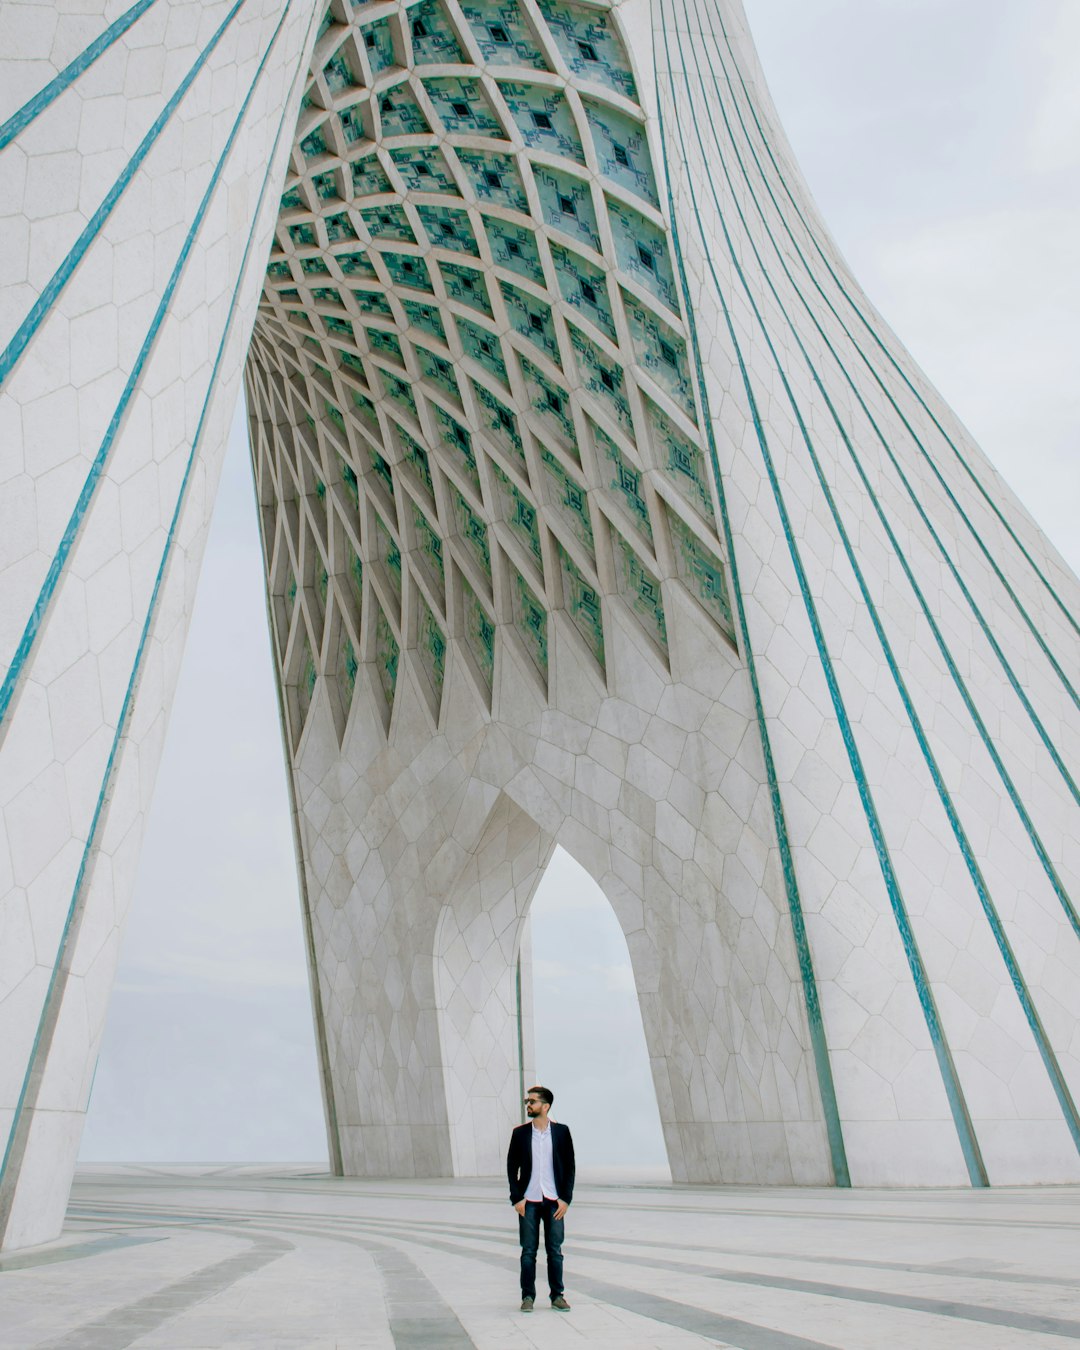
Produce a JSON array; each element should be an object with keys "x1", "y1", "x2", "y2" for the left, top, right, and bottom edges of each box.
[{"x1": 518, "y1": 1199, "x2": 564, "y2": 1299}]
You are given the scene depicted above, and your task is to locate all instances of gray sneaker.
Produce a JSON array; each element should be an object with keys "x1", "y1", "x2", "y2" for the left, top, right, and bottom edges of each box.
[
  {"x1": 551, "y1": 1295, "x2": 571, "y2": 1311},
  {"x1": 520, "y1": 1297, "x2": 534, "y2": 1312}
]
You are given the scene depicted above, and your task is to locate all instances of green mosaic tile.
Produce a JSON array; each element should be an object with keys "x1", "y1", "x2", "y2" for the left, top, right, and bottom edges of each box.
[
  {"x1": 501, "y1": 280, "x2": 559, "y2": 364},
  {"x1": 340, "y1": 455, "x2": 360, "y2": 507},
  {"x1": 569, "y1": 326, "x2": 631, "y2": 430},
  {"x1": 594, "y1": 422, "x2": 653, "y2": 543},
  {"x1": 550, "y1": 242, "x2": 615, "y2": 339},
  {"x1": 312, "y1": 285, "x2": 343, "y2": 307},
  {"x1": 455, "y1": 147, "x2": 529, "y2": 212},
  {"x1": 540, "y1": 445, "x2": 593, "y2": 552},
  {"x1": 281, "y1": 184, "x2": 304, "y2": 211},
  {"x1": 647, "y1": 399, "x2": 716, "y2": 526},
  {"x1": 423, "y1": 76, "x2": 505, "y2": 137},
  {"x1": 493, "y1": 462, "x2": 542, "y2": 564},
  {"x1": 336, "y1": 248, "x2": 377, "y2": 278},
  {"x1": 607, "y1": 199, "x2": 678, "y2": 312},
  {"x1": 381, "y1": 250, "x2": 434, "y2": 292},
  {"x1": 400, "y1": 428, "x2": 435, "y2": 496},
  {"x1": 583, "y1": 99, "x2": 658, "y2": 207},
  {"x1": 367, "y1": 327, "x2": 404, "y2": 364},
  {"x1": 300, "y1": 124, "x2": 329, "y2": 162},
  {"x1": 471, "y1": 380, "x2": 525, "y2": 467},
  {"x1": 462, "y1": 575, "x2": 496, "y2": 688},
  {"x1": 360, "y1": 204, "x2": 415, "y2": 243},
  {"x1": 412, "y1": 502, "x2": 446, "y2": 588},
  {"x1": 483, "y1": 215, "x2": 545, "y2": 284},
  {"x1": 416, "y1": 203, "x2": 480, "y2": 255},
  {"x1": 350, "y1": 552, "x2": 364, "y2": 614},
  {"x1": 326, "y1": 211, "x2": 359, "y2": 243},
  {"x1": 306, "y1": 255, "x2": 333, "y2": 275},
  {"x1": 381, "y1": 367, "x2": 418, "y2": 416},
  {"x1": 558, "y1": 542, "x2": 604, "y2": 669},
  {"x1": 318, "y1": 564, "x2": 329, "y2": 601},
  {"x1": 520, "y1": 356, "x2": 575, "y2": 449},
  {"x1": 402, "y1": 297, "x2": 446, "y2": 340},
  {"x1": 351, "y1": 287, "x2": 392, "y2": 318},
  {"x1": 375, "y1": 602, "x2": 400, "y2": 714},
  {"x1": 323, "y1": 313, "x2": 356, "y2": 340},
  {"x1": 668, "y1": 510, "x2": 733, "y2": 639},
  {"x1": 418, "y1": 345, "x2": 461, "y2": 400},
  {"x1": 288, "y1": 223, "x2": 317, "y2": 248},
  {"x1": 621, "y1": 290, "x2": 694, "y2": 416},
  {"x1": 342, "y1": 633, "x2": 359, "y2": 706},
  {"x1": 324, "y1": 398, "x2": 347, "y2": 437},
  {"x1": 371, "y1": 448, "x2": 396, "y2": 497},
  {"x1": 337, "y1": 104, "x2": 365, "y2": 144},
  {"x1": 348, "y1": 385, "x2": 379, "y2": 428},
  {"x1": 612, "y1": 530, "x2": 666, "y2": 652},
  {"x1": 417, "y1": 595, "x2": 447, "y2": 710},
  {"x1": 460, "y1": 0, "x2": 551, "y2": 71},
  {"x1": 451, "y1": 487, "x2": 492, "y2": 575},
  {"x1": 374, "y1": 510, "x2": 403, "y2": 602},
  {"x1": 440, "y1": 260, "x2": 492, "y2": 315},
  {"x1": 511, "y1": 567, "x2": 548, "y2": 679},
  {"x1": 267, "y1": 259, "x2": 293, "y2": 281},
  {"x1": 434, "y1": 405, "x2": 481, "y2": 491},
  {"x1": 389, "y1": 145, "x2": 460, "y2": 195},
  {"x1": 324, "y1": 49, "x2": 361, "y2": 94},
  {"x1": 456, "y1": 314, "x2": 509, "y2": 385},
  {"x1": 285, "y1": 567, "x2": 297, "y2": 617},
  {"x1": 312, "y1": 169, "x2": 341, "y2": 203},
  {"x1": 351, "y1": 155, "x2": 394, "y2": 198},
  {"x1": 536, "y1": 0, "x2": 637, "y2": 100},
  {"x1": 360, "y1": 17, "x2": 396, "y2": 74},
  {"x1": 296, "y1": 633, "x2": 318, "y2": 723},
  {"x1": 498, "y1": 80, "x2": 584, "y2": 161},
  {"x1": 534, "y1": 164, "x2": 600, "y2": 252},
  {"x1": 408, "y1": 0, "x2": 467, "y2": 64}
]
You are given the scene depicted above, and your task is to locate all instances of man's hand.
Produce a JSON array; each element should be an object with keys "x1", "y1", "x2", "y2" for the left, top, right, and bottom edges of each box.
[
  {"x1": 553, "y1": 1200, "x2": 568, "y2": 1220},
  {"x1": 513, "y1": 1200, "x2": 526, "y2": 1216}
]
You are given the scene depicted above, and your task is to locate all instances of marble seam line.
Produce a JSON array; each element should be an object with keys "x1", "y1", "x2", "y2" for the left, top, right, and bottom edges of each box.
[
  {"x1": 0, "y1": 0, "x2": 250, "y2": 731},
  {"x1": 0, "y1": 0, "x2": 159, "y2": 153},
  {"x1": 676, "y1": 0, "x2": 1080, "y2": 1152},
  {"x1": 700, "y1": 0, "x2": 1080, "y2": 790},
  {"x1": 660, "y1": 0, "x2": 987, "y2": 1188},
  {"x1": 692, "y1": 0, "x2": 1080, "y2": 944},
  {"x1": 709, "y1": 0, "x2": 1080, "y2": 649},
  {"x1": 31, "y1": 1229, "x2": 292, "y2": 1350},
  {"x1": 652, "y1": 3, "x2": 850, "y2": 1188},
  {"x1": 0, "y1": 0, "x2": 301, "y2": 1214},
  {"x1": 291, "y1": 1213, "x2": 1080, "y2": 1342}
]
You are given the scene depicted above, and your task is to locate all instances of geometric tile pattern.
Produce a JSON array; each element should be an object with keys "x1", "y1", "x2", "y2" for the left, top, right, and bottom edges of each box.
[
  {"x1": 3, "y1": 0, "x2": 1080, "y2": 1258},
  {"x1": 244, "y1": 0, "x2": 734, "y2": 751}
]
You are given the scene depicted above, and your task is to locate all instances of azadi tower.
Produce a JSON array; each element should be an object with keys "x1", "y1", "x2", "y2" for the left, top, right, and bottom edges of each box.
[{"x1": 2, "y1": 0, "x2": 1079, "y2": 1251}]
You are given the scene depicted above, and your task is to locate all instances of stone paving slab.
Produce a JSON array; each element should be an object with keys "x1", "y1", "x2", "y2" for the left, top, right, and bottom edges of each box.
[{"x1": 1, "y1": 1166, "x2": 1079, "y2": 1348}]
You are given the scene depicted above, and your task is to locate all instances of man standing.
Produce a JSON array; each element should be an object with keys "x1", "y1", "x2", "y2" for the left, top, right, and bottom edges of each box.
[{"x1": 507, "y1": 1085, "x2": 575, "y2": 1312}]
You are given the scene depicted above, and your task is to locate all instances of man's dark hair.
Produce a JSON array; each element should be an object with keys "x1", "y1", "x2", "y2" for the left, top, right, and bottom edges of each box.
[{"x1": 529, "y1": 1084, "x2": 554, "y2": 1107}]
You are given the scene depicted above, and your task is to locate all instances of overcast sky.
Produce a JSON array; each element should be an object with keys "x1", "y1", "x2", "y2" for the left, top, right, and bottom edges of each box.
[{"x1": 80, "y1": 0, "x2": 1080, "y2": 1173}]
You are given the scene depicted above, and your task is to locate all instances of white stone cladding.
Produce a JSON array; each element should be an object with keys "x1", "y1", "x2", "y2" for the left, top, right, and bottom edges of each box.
[
  {"x1": 0, "y1": 0, "x2": 324, "y2": 1250},
  {"x1": 1, "y1": 0, "x2": 1078, "y2": 1253}
]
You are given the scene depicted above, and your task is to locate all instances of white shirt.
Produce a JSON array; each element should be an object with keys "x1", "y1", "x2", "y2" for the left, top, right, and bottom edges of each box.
[{"x1": 524, "y1": 1123, "x2": 558, "y2": 1202}]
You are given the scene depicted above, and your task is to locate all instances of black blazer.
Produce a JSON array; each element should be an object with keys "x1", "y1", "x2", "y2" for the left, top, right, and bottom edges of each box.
[{"x1": 507, "y1": 1121, "x2": 576, "y2": 1205}]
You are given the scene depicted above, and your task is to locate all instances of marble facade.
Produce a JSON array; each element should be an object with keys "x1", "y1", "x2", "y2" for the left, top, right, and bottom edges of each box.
[{"x1": 2, "y1": 0, "x2": 1078, "y2": 1252}]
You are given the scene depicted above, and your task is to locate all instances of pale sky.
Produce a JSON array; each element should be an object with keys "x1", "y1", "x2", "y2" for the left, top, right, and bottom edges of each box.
[{"x1": 80, "y1": 0, "x2": 1080, "y2": 1172}]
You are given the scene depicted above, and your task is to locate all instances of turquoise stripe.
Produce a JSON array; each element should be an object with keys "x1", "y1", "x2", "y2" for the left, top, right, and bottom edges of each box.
[
  {"x1": 660, "y1": 0, "x2": 987, "y2": 1187},
  {"x1": 0, "y1": 0, "x2": 246, "y2": 392},
  {"x1": 0, "y1": 0, "x2": 299, "y2": 1215},
  {"x1": 710, "y1": 8, "x2": 1080, "y2": 655},
  {"x1": 652, "y1": 25, "x2": 850, "y2": 1188},
  {"x1": 0, "y1": 0, "x2": 158, "y2": 152},
  {"x1": 692, "y1": 0, "x2": 1080, "y2": 944},
  {"x1": 0, "y1": 1, "x2": 251, "y2": 729},
  {"x1": 677, "y1": 0, "x2": 1080, "y2": 1155}
]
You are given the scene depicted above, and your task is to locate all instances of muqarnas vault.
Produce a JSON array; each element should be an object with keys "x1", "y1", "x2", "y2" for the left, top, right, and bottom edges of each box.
[{"x1": 2, "y1": 0, "x2": 1079, "y2": 1251}]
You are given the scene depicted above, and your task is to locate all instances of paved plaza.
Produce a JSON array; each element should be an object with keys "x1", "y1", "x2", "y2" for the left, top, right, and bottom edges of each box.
[{"x1": 1, "y1": 1167, "x2": 1079, "y2": 1348}]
